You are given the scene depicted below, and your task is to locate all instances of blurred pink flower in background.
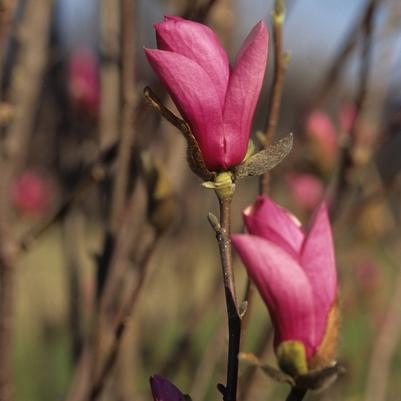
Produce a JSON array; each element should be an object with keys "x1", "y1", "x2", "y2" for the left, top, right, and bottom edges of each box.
[
  {"x1": 11, "y1": 171, "x2": 54, "y2": 217},
  {"x1": 354, "y1": 260, "x2": 381, "y2": 296},
  {"x1": 232, "y1": 196, "x2": 338, "y2": 372},
  {"x1": 145, "y1": 16, "x2": 268, "y2": 171},
  {"x1": 286, "y1": 173, "x2": 324, "y2": 212},
  {"x1": 150, "y1": 375, "x2": 184, "y2": 401},
  {"x1": 67, "y1": 49, "x2": 99, "y2": 116},
  {"x1": 339, "y1": 103, "x2": 357, "y2": 133},
  {"x1": 306, "y1": 110, "x2": 338, "y2": 163}
]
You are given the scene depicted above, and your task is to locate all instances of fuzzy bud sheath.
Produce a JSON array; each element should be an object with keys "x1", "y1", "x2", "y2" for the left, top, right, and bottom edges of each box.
[
  {"x1": 145, "y1": 16, "x2": 268, "y2": 172},
  {"x1": 231, "y1": 196, "x2": 339, "y2": 376}
]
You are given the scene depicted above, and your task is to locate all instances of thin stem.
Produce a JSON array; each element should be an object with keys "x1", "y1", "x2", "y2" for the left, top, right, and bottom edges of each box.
[
  {"x1": 285, "y1": 387, "x2": 307, "y2": 401},
  {"x1": 329, "y1": 0, "x2": 379, "y2": 219},
  {"x1": 261, "y1": 0, "x2": 287, "y2": 195},
  {"x1": 110, "y1": 0, "x2": 137, "y2": 233},
  {"x1": 216, "y1": 196, "x2": 241, "y2": 401},
  {"x1": 88, "y1": 235, "x2": 160, "y2": 401}
]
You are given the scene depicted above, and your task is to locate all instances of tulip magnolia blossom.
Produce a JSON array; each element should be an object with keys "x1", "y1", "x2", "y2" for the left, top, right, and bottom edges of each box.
[
  {"x1": 145, "y1": 16, "x2": 268, "y2": 171},
  {"x1": 68, "y1": 49, "x2": 99, "y2": 115},
  {"x1": 150, "y1": 375, "x2": 184, "y2": 401},
  {"x1": 306, "y1": 111, "x2": 338, "y2": 162},
  {"x1": 286, "y1": 173, "x2": 324, "y2": 212},
  {"x1": 232, "y1": 196, "x2": 338, "y2": 375}
]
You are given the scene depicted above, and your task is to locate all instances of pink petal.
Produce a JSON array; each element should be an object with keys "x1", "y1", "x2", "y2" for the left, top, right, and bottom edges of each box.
[
  {"x1": 155, "y1": 16, "x2": 229, "y2": 107},
  {"x1": 243, "y1": 196, "x2": 304, "y2": 259},
  {"x1": 150, "y1": 375, "x2": 183, "y2": 401},
  {"x1": 232, "y1": 234, "x2": 317, "y2": 358},
  {"x1": 145, "y1": 49, "x2": 226, "y2": 170},
  {"x1": 223, "y1": 21, "x2": 268, "y2": 167},
  {"x1": 301, "y1": 203, "x2": 337, "y2": 347}
]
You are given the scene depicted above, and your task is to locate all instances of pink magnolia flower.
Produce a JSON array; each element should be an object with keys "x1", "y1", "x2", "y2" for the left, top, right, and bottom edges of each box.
[
  {"x1": 11, "y1": 171, "x2": 54, "y2": 216},
  {"x1": 145, "y1": 16, "x2": 268, "y2": 171},
  {"x1": 306, "y1": 111, "x2": 338, "y2": 162},
  {"x1": 339, "y1": 103, "x2": 356, "y2": 133},
  {"x1": 232, "y1": 196, "x2": 338, "y2": 371},
  {"x1": 286, "y1": 173, "x2": 324, "y2": 212},
  {"x1": 67, "y1": 49, "x2": 99, "y2": 116},
  {"x1": 150, "y1": 375, "x2": 184, "y2": 401}
]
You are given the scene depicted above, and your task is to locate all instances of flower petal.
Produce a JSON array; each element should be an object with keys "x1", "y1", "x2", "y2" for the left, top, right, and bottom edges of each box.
[
  {"x1": 223, "y1": 21, "x2": 268, "y2": 166},
  {"x1": 150, "y1": 375, "x2": 183, "y2": 401},
  {"x1": 232, "y1": 234, "x2": 317, "y2": 358},
  {"x1": 301, "y1": 202, "x2": 337, "y2": 346},
  {"x1": 155, "y1": 16, "x2": 229, "y2": 107},
  {"x1": 145, "y1": 49, "x2": 225, "y2": 170},
  {"x1": 243, "y1": 196, "x2": 304, "y2": 259}
]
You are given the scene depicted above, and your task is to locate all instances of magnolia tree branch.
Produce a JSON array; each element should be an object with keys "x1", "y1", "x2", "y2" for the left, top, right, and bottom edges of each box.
[
  {"x1": 329, "y1": 0, "x2": 380, "y2": 220},
  {"x1": 0, "y1": 1, "x2": 52, "y2": 399},
  {"x1": 285, "y1": 387, "x2": 307, "y2": 401},
  {"x1": 89, "y1": 232, "x2": 161, "y2": 401},
  {"x1": 209, "y1": 199, "x2": 241, "y2": 401},
  {"x1": 261, "y1": 0, "x2": 288, "y2": 195},
  {"x1": 110, "y1": 0, "x2": 137, "y2": 233}
]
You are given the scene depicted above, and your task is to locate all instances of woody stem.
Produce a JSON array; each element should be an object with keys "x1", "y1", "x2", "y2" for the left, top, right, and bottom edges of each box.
[
  {"x1": 285, "y1": 387, "x2": 307, "y2": 401},
  {"x1": 216, "y1": 196, "x2": 241, "y2": 401}
]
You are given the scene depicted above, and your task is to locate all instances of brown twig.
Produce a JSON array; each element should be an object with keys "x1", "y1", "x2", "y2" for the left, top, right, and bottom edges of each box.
[
  {"x1": 63, "y1": 209, "x2": 86, "y2": 362},
  {"x1": 261, "y1": 0, "x2": 288, "y2": 195},
  {"x1": 329, "y1": 0, "x2": 380, "y2": 220},
  {"x1": 89, "y1": 233, "x2": 161, "y2": 401},
  {"x1": 99, "y1": 0, "x2": 121, "y2": 149},
  {"x1": 109, "y1": 0, "x2": 137, "y2": 233},
  {"x1": 0, "y1": 1, "x2": 52, "y2": 399},
  {"x1": 285, "y1": 387, "x2": 307, "y2": 401},
  {"x1": 209, "y1": 198, "x2": 241, "y2": 401}
]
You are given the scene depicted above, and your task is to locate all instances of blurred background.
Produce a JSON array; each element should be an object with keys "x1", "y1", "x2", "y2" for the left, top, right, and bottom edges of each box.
[{"x1": 0, "y1": 0, "x2": 401, "y2": 400}]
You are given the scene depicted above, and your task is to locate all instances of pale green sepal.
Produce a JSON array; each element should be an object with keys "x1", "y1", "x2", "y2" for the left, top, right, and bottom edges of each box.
[
  {"x1": 243, "y1": 140, "x2": 255, "y2": 161},
  {"x1": 277, "y1": 340, "x2": 308, "y2": 377},
  {"x1": 201, "y1": 171, "x2": 235, "y2": 199}
]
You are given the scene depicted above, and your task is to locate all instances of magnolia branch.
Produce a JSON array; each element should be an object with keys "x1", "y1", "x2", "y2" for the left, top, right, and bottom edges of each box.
[
  {"x1": 110, "y1": 0, "x2": 137, "y2": 233},
  {"x1": 285, "y1": 387, "x2": 307, "y2": 401},
  {"x1": 208, "y1": 203, "x2": 241, "y2": 401},
  {"x1": 261, "y1": 0, "x2": 288, "y2": 195},
  {"x1": 330, "y1": 0, "x2": 380, "y2": 219}
]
